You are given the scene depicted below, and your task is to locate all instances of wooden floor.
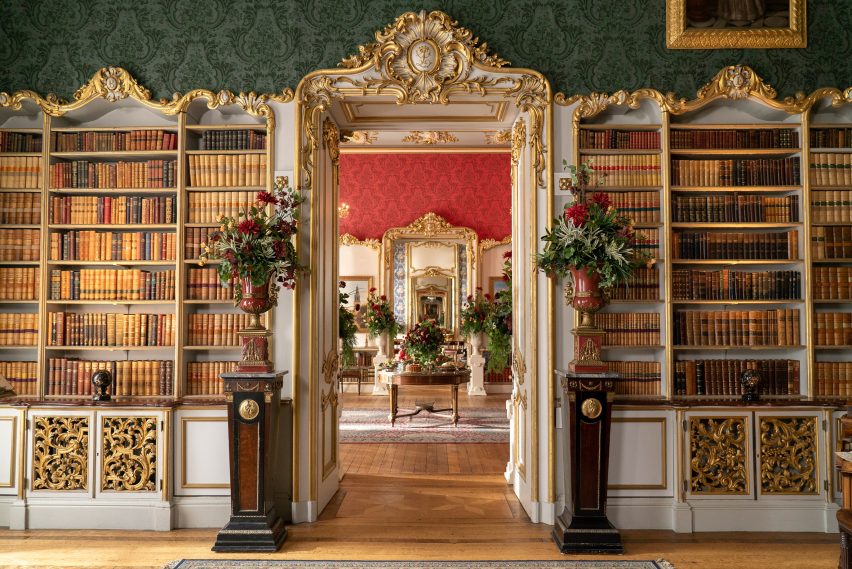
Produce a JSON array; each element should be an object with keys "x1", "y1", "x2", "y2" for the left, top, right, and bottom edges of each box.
[{"x1": 0, "y1": 389, "x2": 839, "y2": 568}]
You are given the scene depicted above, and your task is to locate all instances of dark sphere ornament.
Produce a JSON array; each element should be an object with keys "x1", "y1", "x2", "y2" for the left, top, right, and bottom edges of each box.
[
  {"x1": 740, "y1": 368, "x2": 761, "y2": 403},
  {"x1": 92, "y1": 369, "x2": 113, "y2": 401}
]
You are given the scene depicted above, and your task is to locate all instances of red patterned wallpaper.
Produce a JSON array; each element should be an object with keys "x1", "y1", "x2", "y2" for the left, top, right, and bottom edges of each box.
[{"x1": 339, "y1": 153, "x2": 511, "y2": 240}]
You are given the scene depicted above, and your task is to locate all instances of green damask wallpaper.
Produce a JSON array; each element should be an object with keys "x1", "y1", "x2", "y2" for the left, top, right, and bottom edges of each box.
[{"x1": 0, "y1": 0, "x2": 849, "y2": 100}]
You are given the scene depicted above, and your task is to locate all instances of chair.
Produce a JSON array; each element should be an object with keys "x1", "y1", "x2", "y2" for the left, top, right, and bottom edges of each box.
[{"x1": 339, "y1": 366, "x2": 367, "y2": 395}]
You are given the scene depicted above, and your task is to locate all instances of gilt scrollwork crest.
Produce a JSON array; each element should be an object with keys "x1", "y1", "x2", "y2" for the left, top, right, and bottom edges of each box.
[
  {"x1": 339, "y1": 233, "x2": 381, "y2": 250},
  {"x1": 101, "y1": 417, "x2": 157, "y2": 492},
  {"x1": 480, "y1": 236, "x2": 511, "y2": 251},
  {"x1": 322, "y1": 117, "x2": 341, "y2": 164},
  {"x1": 338, "y1": 10, "x2": 509, "y2": 104}
]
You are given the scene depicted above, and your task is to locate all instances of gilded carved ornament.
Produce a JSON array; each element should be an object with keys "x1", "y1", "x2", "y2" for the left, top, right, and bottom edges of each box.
[
  {"x1": 338, "y1": 10, "x2": 509, "y2": 104},
  {"x1": 322, "y1": 348, "x2": 339, "y2": 385},
  {"x1": 759, "y1": 416, "x2": 817, "y2": 494},
  {"x1": 382, "y1": 212, "x2": 478, "y2": 271},
  {"x1": 484, "y1": 129, "x2": 512, "y2": 145},
  {"x1": 341, "y1": 130, "x2": 378, "y2": 144},
  {"x1": 339, "y1": 233, "x2": 381, "y2": 250},
  {"x1": 510, "y1": 120, "x2": 526, "y2": 167},
  {"x1": 480, "y1": 236, "x2": 511, "y2": 251},
  {"x1": 322, "y1": 117, "x2": 341, "y2": 164},
  {"x1": 689, "y1": 417, "x2": 749, "y2": 495},
  {"x1": 401, "y1": 131, "x2": 460, "y2": 144},
  {"x1": 512, "y1": 345, "x2": 526, "y2": 386},
  {"x1": 101, "y1": 417, "x2": 157, "y2": 492},
  {"x1": 32, "y1": 416, "x2": 89, "y2": 491}
]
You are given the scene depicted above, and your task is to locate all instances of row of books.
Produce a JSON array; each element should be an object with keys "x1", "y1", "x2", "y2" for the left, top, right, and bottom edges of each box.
[
  {"x1": 673, "y1": 309, "x2": 801, "y2": 346},
  {"x1": 187, "y1": 267, "x2": 233, "y2": 300},
  {"x1": 583, "y1": 154, "x2": 662, "y2": 187},
  {"x1": 672, "y1": 194, "x2": 799, "y2": 223},
  {"x1": 0, "y1": 361, "x2": 37, "y2": 395},
  {"x1": 578, "y1": 129, "x2": 660, "y2": 150},
  {"x1": 814, "y1": 312, "x2": 852, "y2": 346},
  {"x1": 670, "y1": 128, "x2": 799, "y2": 150},
  {"x1": 813, "y1": 266, "x2": 852, "y2": 300},
  {"x1": 49, "y1": 195, "x2": 176, "y2": 225},
  {"x1": 186, "y1": 360, "x2": 236, "y2": 396},
  {"x1": 198, "y1": 130, "x2": 266, "y2": 151},
  {"x1": 811, "y1": 191, "x2": 852, "y2": 223},
  {"x1": 672, "y1": 269, "x2": 801, "y2": 301},
  {"x1": 810, "y1": 128, "x2": 852, "y2": 149},
  {"x1": 187, "y1": 154, "x2": 267, "y2": 187},
  {"x1": 815, "y1": 362, "x2": 852, "y2": 397},
  {"x1": 186, "y1": 191, "x2": 255, "y2": 223},
  {"x1": 673, "y1": 359, "x2": 799, "y2": 396},
  {"x1": 0, "y1": 229, "x2": 39, "y2": 261},
  {"x1": 0, "y1": 268, "x2": 39, "y2": 300},
  {"x1": 607, "y1": 360, "x2": 661, "y2": 396},
  {"x1": 608, "y1": 267, "x2": 659, "y2": 300},
  {"x1": 49, "y1": 230, "x2": 177, "y2": 262},
  {"x1": 634, "y1": 228, "x2": 660, "y2": 257},
  {"x1": 0, "y1": 192, "x2": 41, "y2": 224},
  {"x1": 597, "y1": 312, "x2": 660, "y2": 346},
  {"x1": 49, "y1": 269, "x2": 176, "y2": 300},
  {"x1": 50, "y1": 160, "x2": 177, "y2": 189},
  {"x1": 608, "y1": 191, "x2": 660, "y2": 223},
  {"x1": 185, "y1": 227, "x2": 218, "y2": 258},
  {"x1": 0, "y1": 156, "x2": 40, "y2": 188},
  {"x1": 671, "y1": 230, "x2": 798, "y2": 260},
  {"x1": 671, "y1": 157, "x2": 801, "y2": 187},
  {"x1": 47, "y1": 312, "x2": 175, "y2": 347},
  {"x1": 51, "y1": 130, "x2": 177, "y2": 152},
  {"x1": 46, "y1": 358, "x2": 173, "y2": 397},
  {"x1": 0, "y1": 313, "x2": 37, "y2": 345},
  {"x1": 187, "y1": 313, "x2": 250, "y2": 346},
  {"x1": 0, "y1": 132, "x2": 42, "y2": 153},
  {"x1": 811, "y1": 226, "x2": 852, "y2": 259},
  {"x1": 809, "y1": 153, "x2": 852, "y2": 186}
]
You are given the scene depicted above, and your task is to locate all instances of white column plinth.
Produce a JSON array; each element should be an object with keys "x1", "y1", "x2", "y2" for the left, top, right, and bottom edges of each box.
[
  {"x1": 467, "y1": 353, "x2": 487, "y2": 396},
  {"x1": 372, "y1": 354, "x2": 390, "y2": 395}
]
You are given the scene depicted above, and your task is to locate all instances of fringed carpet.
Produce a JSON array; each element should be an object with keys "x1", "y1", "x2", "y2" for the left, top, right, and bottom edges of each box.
[
  {"x1": 339, "y1": 406, "x2": 509, "y2": 443},
  {"x1": 166, "y1": 560, "x2": 675, "y2": 569}
]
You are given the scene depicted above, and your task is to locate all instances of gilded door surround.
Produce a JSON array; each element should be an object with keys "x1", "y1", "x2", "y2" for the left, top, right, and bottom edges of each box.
[{"x1": 294, "y1": 9, "x2": 551, "y2": 511}]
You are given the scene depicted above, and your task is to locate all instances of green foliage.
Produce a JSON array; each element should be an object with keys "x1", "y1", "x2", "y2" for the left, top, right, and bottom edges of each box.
[
  {"x1": 486, "y1": 251, "x2": 512, "y2": 373},
  {"x1": 459, "y1": 289, "x2": 493, "y2": 337},
  {"x1": 362, "y1": 288, "x2": 400, "y2": 339},
  {"x1": 402, "y1": 319, "x2": 446, "y2": 365},
  {"x1": 338, "y1": 282, "x2": 358, "y2": 367}
]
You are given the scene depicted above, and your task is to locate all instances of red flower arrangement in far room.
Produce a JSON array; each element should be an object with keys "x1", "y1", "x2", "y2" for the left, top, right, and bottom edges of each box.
[
  {"x1": 402, "y1": 319, "x2": 447, "y2": 367},
  {"x1": 199, "y1": 176, "x2": 304, "y2": 303},
  {"x1": 362, "y1": 288, "x2": 400, "y2": 339}
]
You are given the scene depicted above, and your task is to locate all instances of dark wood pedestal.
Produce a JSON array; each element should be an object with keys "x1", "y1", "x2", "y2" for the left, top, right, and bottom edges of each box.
[
  {"x1": 212, "y1": 371, "x2": 288, "y2": 552},
  {"x1": 553, "y1": 370, "x2": 623, "y2": 554}
]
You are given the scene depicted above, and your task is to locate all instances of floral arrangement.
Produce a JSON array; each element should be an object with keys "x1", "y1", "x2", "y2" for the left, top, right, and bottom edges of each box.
[
  {"x1": 402, "y1": 319, "x2": 446, "y2": 365},
  {"x1": 338, "y1": 281, "x2": 358, "y2": 367},
  {"x1": 486, "y1": 250, "x2": 512, "y2": 373},
  {"x1": 199, "y1": 177, "x2": 304, "y2": 301},
  {"x1": 536, "y1": 160, "x2": 649, "y2": 288},
  {"x1": 362, "y1": 288, "x2": 400, "y2": 339},
  {"x1": 459, "y1": 288, "x2": 493, "y2": 338}
]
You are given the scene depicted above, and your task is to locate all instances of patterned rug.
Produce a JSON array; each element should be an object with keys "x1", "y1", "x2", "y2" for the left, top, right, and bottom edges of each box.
[
  {"x1": 166, "y1": 560, "x2": 675, "y2": 569},
  {"x1": 339, "y1": 407, "x2": 509, "y2": 443}
]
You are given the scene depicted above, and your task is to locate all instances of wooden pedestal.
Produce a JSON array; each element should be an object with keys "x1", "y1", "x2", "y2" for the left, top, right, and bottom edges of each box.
[
  {"x1": 553, "y1": 370, "x2": 623, "y2": 554},
  {"x1": 212, "y1": 371, "x2": 288, "y2": 552}
]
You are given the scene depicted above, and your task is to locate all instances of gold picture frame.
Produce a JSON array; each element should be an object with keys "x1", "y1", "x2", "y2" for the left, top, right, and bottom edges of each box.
[
  {"x1": 340, "y1": 276, "x2": 373, "y2": 333},
  {"x1": 666, "y1": 0, "x2": 806, "y2": 49}
]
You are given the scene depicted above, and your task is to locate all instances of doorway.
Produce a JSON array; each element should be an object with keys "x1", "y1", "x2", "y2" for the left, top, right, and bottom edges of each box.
[{"x1": 291, "y1": 10, "x2": 553, "y2": 523}]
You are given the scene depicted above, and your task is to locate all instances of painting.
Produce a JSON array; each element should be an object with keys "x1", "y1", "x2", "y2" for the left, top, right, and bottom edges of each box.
[
  {"x1": 489, "y1": 276, "x2": 510, "y2": 299},
  {"x1": 340, "y1": 276, "x2": 373, "y2": 333},
  {"x1": 667, "y1": 0, "x2": 806, "y2": 49}
]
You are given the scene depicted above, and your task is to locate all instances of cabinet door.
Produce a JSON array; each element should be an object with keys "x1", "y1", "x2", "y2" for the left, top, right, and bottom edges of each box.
[
  {"x1": 833, "y1": 410, "x2": 847, "y2": 501},
  {"x1": 684, "y1": 411, "x2": 752, "y2": 499},
  {"x1": 94, "y1": 410, "x2": 162, "y2": 499},
  {"x1": 173, "y1": 408, "x2": 230, "y2": 496},
  {"x1": 754, "y1": 410, "x2": 824, "y2": 501},
  {"x1": 609, "y1": 410, "x2": 674, "y2": 497},
  {"x1": 0, "y1": 408, "x2": 22, "y2": 496},
  {"x1": 27, "y1": 410, "x2": 94, "y2": 496}
]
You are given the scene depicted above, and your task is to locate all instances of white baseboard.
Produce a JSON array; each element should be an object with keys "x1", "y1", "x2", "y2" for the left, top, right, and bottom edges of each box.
[
  {"x1": 0, "y1": 495, "x2": 12, "y2": 527},
  {"x1": 291, "y1": 500, "x2": 317, "y2": 523},
  {"x1": 689, "y1": 499, "x2": 839, "y2": 533},
  {"x1": 609, "y1": 497, "x2": 679, "y2": 530},
  {"x1": 172, "y1": 496, "x2": 230, "y2": 528},
  {"x1": 19, "y1": 499, "x2": 173, "y2": 530},
  {"x1": 485, "y1": 383, "x2": 512, "y2": 394}
]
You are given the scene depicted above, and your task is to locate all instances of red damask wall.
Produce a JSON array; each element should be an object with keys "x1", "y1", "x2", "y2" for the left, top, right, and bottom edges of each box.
[{"x1": 338, "y1": 153, "x2": 511, "y2": 240}]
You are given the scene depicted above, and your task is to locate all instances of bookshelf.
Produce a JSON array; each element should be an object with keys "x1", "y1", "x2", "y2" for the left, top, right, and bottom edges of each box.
[
  {"x1": 573, "y1": 101, "x2": 667, "y2": 399},
  {"x1": 0, "y1": 71, "x2": 274, "y2": 403}
]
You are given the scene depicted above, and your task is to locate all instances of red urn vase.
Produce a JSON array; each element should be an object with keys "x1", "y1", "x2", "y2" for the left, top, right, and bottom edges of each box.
[
  {"x1": 236, "y1": 274, "x2": 277, "y2": 373},
  {"x1": 566, "y1": 267, "x2": 608, "y2": 374}
]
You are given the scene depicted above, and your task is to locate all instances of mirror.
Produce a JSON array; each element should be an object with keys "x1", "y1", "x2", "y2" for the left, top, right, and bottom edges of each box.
[{"x1": 411, "y1": 275, "x2": 454, "y2": 329}]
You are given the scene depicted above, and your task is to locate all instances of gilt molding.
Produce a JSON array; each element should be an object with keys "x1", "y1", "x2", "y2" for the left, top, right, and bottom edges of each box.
[{"x1": 339, "y1": 233, "x2": 381, "y2": 250}]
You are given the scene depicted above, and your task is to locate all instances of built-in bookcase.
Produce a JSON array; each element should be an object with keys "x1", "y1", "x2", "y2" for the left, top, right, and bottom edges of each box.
[
  {"x1": 0, "y1": 84, "x2": 272, "y2": 402},
  {"x1": 0, "y1": 101, "x2": 44, "y2": 397},
  {"x1": 573, "y1": 99, "x2": 667, "y2": 398},
  {"x1": 807, "y1": 99, "x2": 852, "y2": 400},
  {"x1": 180, "y1": 99, "x2": 271, "y2": 400}
]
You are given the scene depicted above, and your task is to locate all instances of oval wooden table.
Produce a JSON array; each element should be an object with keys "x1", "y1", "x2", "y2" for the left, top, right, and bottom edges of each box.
[{"x1": 381, "y1": 368, "x2": 470, "y2": 427}]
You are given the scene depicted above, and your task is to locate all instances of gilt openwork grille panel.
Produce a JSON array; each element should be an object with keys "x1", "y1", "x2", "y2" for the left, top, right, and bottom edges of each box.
[
  {"x1": 32, "y1": 416, "x2": 89, "y2": 491},
  {"x1": 689, "y1": 416, "x2": 749, "y2": 495},
  {"x1": 101, "y1": 416, "x2": 157, "y2": 492},
  {"x1": 758, "y1": 416, "x2": 817, "y2": 495}
]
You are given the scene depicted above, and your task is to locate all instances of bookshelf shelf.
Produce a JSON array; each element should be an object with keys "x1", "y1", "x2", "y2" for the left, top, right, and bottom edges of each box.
[
  {"x1": 183, "y1": 299, "x2": 235, "y2": 305},
  {"x1": 813, "y1": 299, "x2": 852, "y2": 304},
  {"x1": 610, "y1": 299, "x2": 664, "y2": 304},
  {"x1": 185, "y1": 149, "x2": 265, "y2": 155},
  {"x1": 50, "y1": 151, "x2": 178, "y2": 159},
  {"x1": 183, "y1": 345, "x2": 240, "y2": 350},
  {"x1": 669, "y1": 123, "x2": 799, "y2": 130},
  {"x1": 45, "y1": 300, "x2": 176, "y2": 305},
  {"x1": 48, "y1": 224, "x2": 177, "y2": 230},
  {"x1": 0, "y1": 127, "x2": 42, "y2": 133},
  {"x1": 633, "y1": 223, "x2": 663, "y2": 229},
  {"x1": 0, "y1": 300, "x2": 38, "y2": 304},
  {"x1": 0, "y1": 345, "x2": 37, "y2": 350},
  {"x1": 185, "y1": 259, "x2": 221, "y2": 264},
  {"x1": 2, "y1": 224, "x2": 39, "y2": 229},
  {"x1": 45, "y1": 345, "x2": 175, "y2": 351},
  {"x1": 811, "y1": 223, "x2": 852, "y2": 227},
  {"x1": 672, "y1": 259, "x2": 802, "y2": 265},
  {"x1": 811, "y1": 148, "x2": 852, "y2": 153},
  {"x1": 670, "y1": 148, "x2": 801, "y2": 156},
  {"x1": 671, "y1": 299, "x2": 803, "y2": 305},
  {"x1": 185, "y1": 124, "x2": 264, "y2": 131},
  {"x1": 0, "y1": 261, "x2": 40, "y2": 266},
  {"x1": 0, "y1": 152, "x2": 41, "y2": 157},
  {"x1": 0, "y1": 188, "x2": 41, "y2": 193},
  {"x1": 184, "y1": 186, "x2": 266, "y2": 192},
  {"x1": 812, "y1": 259, "x2": 852, "y2": 264},
  {"x1": 46, "y1": 260, "x2": 176, "y2": 267},
  {"x1": 591, "y1": 185, "x2": 663, "y2": 192},
  {"x1": 671, "y1": 186, "x2": 800, "y2": 193},
  {"x1": 50, "y1": 126, "x2": 178, "y2": 133},
  {"x1": 578, "y1": 149, "x2": 662, "y2": 155},
  {"x1": 815, "y1": 346, "x2": 852, "y2": 350},
  {"x1": 49, "y1": 188, "x2": 177, "y2": 195},
  {"x1": 671, "y1": 222, "x2": 802, "y2": 229},
  {"x1": 602, "y1": 345, "x2": 665, "y2": 350},
  {"x1": 673, "y1": 345, "x2": 805, "y2": 350}
]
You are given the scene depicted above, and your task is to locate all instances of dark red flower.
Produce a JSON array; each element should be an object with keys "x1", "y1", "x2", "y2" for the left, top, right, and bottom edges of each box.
[
  {"x1": 339, "y1": 280, "x2": 346, "y2": 289},
  {"x1": 380, "y1": 294, "x2": 387, "y2": 301},
  {"x1": 237, "y1": 219, "x2": 260, "y2": 236},
  {"x1": 484, "y1": 293, "x2": 492, "y2": 300},
  {"x1": 369, "y1": 287, "x2": 377, "y2": 293},
  {"x1": 564, "y1": 204, "x2": 589, "y2": 227},
  {"x1": 503, "y1": 250, "x2": 512, "y2": 259},
  {"x1": 591, "y1": 192, "x2": 612, "y2": 210},
  {"x1": 256, "y1": 191, "x2": 277, "y2": 205}
]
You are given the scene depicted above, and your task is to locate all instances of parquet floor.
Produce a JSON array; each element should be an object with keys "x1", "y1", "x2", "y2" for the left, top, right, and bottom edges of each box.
[{"x1": 0, "y1": 389, "x2": 839, "y2": 568}]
